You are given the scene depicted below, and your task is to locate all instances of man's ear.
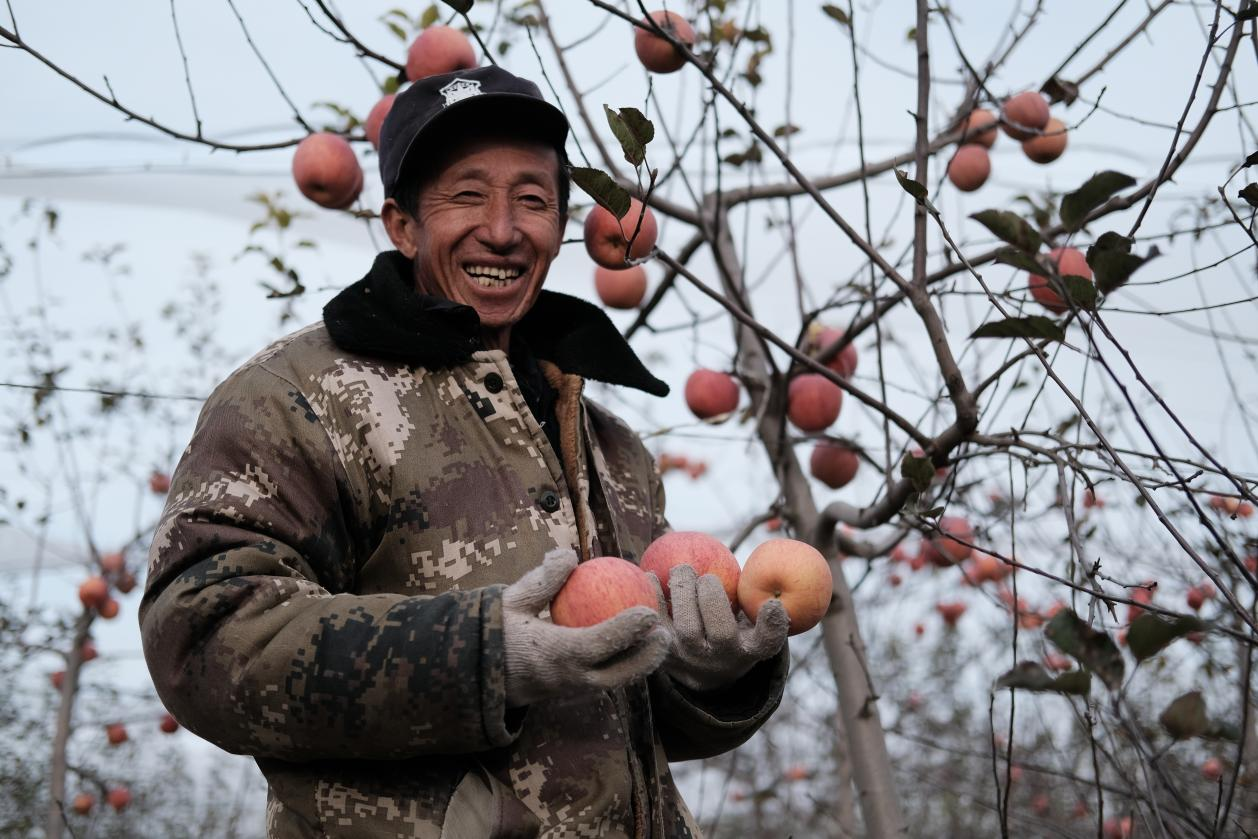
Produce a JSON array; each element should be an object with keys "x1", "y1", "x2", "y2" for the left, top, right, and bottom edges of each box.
[{"x1": 381, "y1": 198, "x2": 418, "y2": 258}]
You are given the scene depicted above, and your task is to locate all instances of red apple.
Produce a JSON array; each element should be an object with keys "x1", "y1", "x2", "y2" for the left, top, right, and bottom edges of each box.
[
  {"x1": 959, "y1": 108, "x2": 998, "y2": 148},
  {"x1": 105, "y1": 722, "x2": 128, "y2": 746},
  {"x1": 685, "y1": 461, "x2": 708, "y2": 479},
  {"x1": 641, "y1": 531, "x2": 740, "y2": 606},
  {"x1": 584, "y1": 198, "x2": 658, "y2": 269},
  {"x1": 71, "y1": 792, "x2": 94, "y2": 815},
  {"x1": 594, "y1": 264, "x2": 648, "y2": 309},
  {"x1": 765, "y1": 516, "x2": 782, "y2": 532},
  {"x1": 738, "y1": 539, "x2": 833, "y2": 635},
  {"x1": 550, "y1": 556, "x2": 658, "y2": 628},
  {"x1": 1031, "y1": 792, "x2": 1051, "y2": 816},
  {"x1": 98, "y1": 598, "x2": 120, "y2": 619},
  {"x1": 148, "y1": 470, "x2": 171, "y2": 494},
  {"x1": 1028, "y1": 247, "x2": 1092, "y2": 314},
  {"x1": 1001, "y1": 91, "x2": 1050, "y2": 140},
  {"x1": 1083, "y1": 488, "x2": 1103, "y2": 509},
  {"x1": 1022, "y1": 116, "x2": 1068, "y2": 164},
  {"x1": 115, "y1": 571, "x2": 137, "y2": 594},
  {"x1": 1103, "y1": 817, "x2": 1133, "y2": 839},
  {"x1": 787, "y1": 374, "x2": 842, "y2": 432},
  {"x1": 924, "y1": 516, "x2": 974, "y2": 567},
  {"x1": 968, "y1": 552, "x2": 1009, "y2": 583},
  {"x1": 809, "y1": 442, "x2": 860, "y2": 489},
  {"x1": 782, "y1": 764, "x2": 810, "y2": 781},
  {"x1": 364, "y1": 93, "x2": 396, "y2": 150},
  {"x1": 888, "y1": 573, "x2": 902, "y2": 588},
  {"x1": 634, "y1": 10, "x2": 695, "y2": 74},
  {"x1": 159, "y1": 713, "x2": 179, "y2": 734},
  {"x1": 1202, "y1": 756, "x2": 1224, "y2": 781},
  {"x1": 50, "y1": 670, "x2": 65, "y2": 691},
  {"x1": 812, "y1": 326, "x2": 858, "y2": 379},
  {"x1": 405, "y1": 25, "x2": 477, "y2": 81},
  {"x1": 1187, "y1": 586, "x2": 1205, "y2": 611},
  {"x1": 80, "y1": 641, "x2": 98, "y2": 662},
  {"x1": 106, "y1": 787, "x2": 132, "y2": 812},
  {"x1": 100, "y1": 552, "x2": 125, "y2": 574},
  {"x1": 947, "y1": 144, "x2": 991, "y2": 192},
  {"x1": 684, "y1": 369, "x2": 739, "y2": 420},
  {"x1": 936, "y1": 601, "x2": 967, "y2": 627},
  {"x1": 78, "y1": 576, "x2": 109, "y2": 609},
  {"x1": 292, "y1": 133, "x2": 363, "y2": 210}
]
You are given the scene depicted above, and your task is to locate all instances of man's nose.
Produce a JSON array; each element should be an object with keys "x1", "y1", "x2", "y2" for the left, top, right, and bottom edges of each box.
[{"x1": 476, "y1": 194, "x2": 523, "y2": 251}]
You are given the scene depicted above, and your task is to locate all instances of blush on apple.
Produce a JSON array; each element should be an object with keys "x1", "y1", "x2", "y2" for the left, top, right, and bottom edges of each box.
[
  {"x1": 594, "y1": 264, "x2": 648, "y2": 309},
  {"x1": 550, "y1": 556, "x2": 659, "y2": 628},
  {"x1": 787, "y1": 374, "x2": 842, "y2": 432},
  {"x1": 737, "y1": 538, "x2": 833, "y2": 635},
  {"x1": 641, "y1": 531, "x2": 740, "y2": 605},
  {"x1": 405, "y1": 25, "x2": 477, "y2": 81},
  {"x1": 634, "y1": 10, "x2": 696, "y2": 74},
  {"x1": 684, "y1": 368, "x2": 740, "y2": 420},
  {"x1": 583, "y1": 198, "x2": 659, "y2": 269},
  {"x1": 292, "y1": 132, "x2": 363, "y2": 210}
]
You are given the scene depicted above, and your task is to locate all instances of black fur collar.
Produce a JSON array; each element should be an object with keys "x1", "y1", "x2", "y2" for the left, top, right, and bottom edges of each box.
[{"x1": 323, "y1": 251, "x2": 669, "y2": 397}]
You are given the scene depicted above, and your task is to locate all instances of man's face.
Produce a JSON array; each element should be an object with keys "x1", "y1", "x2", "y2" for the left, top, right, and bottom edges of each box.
[{"x1": 386, "y1": 136, "x2": 564, "y2": 334}]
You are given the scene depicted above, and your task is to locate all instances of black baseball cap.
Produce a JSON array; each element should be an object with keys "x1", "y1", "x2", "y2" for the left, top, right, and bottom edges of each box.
[{"x1": 378, "y1": 65, "x2": 570, "y2": 199}]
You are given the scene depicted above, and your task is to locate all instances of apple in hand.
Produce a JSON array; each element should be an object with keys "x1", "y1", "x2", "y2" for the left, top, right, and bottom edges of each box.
[
  {"x1": 737, "y1": 539, "x2": 833, "y2": 635},
  {"x1": 406, "y1": 25, "x2": 477, "y2": 81},
  {"x1": 292, "y1": 133, "x2": 363, "y2": 210},
  {"x1": 641, "y1": 531, "x2": 740, "y2": 605},
  {"x1": 584, "y1": 198, "x2": 659, "y2": 269},
  {"x1": 550, "y1": 556, "x2": 658, "y2": 628}
]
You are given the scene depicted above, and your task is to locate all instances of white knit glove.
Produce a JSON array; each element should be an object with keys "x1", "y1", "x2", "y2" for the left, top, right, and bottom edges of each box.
[
  {"x1": 502, "y1": 549, "x2": 672, "y2": 708},
  {"x1": 657, "y1": 564, "x2": 789, "y2": 692}
]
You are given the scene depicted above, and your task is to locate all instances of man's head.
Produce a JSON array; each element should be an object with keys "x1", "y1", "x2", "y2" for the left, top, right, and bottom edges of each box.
[{"x1": 377, "y1": 67, "x2": 571, "y2": 350}]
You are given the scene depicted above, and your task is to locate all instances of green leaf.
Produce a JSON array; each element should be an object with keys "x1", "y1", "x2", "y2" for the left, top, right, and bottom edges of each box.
[
  {"x1": 420, "y1": 4, "x2": 440, "y2": 28},
  {"x1": 1239, "y1": 183, "x2": 1258, "y2": 208},
  {"x1": 894, "y1": 169, "x2": 928, "y2": 203},
  {"x1": 385, "y1": 20, "x2": 408, "y2": 40},
  {"x1": 440, "y1": 0, "x2": 473, "y2": 13},
  {"x1": 821, "y1": 4, "x2": 851, "y2": 26},
  {"x1": 1238, "y1": 1, "x2": 1258, "y2": 22},
  {"x1": 994, "y1": 247, "x2": 1046, "y2": 276},
  {"x1": 1086, "y1": 232, "x2": 1158, "y2": 295},
  {"x1": 1243, "y1": 151, "x2": 1258, "y2": 168},
  {"x1": 773, "y1": 123, "x2": 801, "y2": 138},
  {"x1": 1060, "y1": 274, "x2": 1098, "y2": 311},
  {"x1": 604, "y1": 106, "x2": 654, "y2": 167},
  {"x1": 1205, "y1": 719, "x2": 1242, "y2": 742},
  {"x1": 1060, "y1": 171, "x2": 1136, "y2": 231},
  {"x1": 969, "y1": 210, "x2": 1042, "y2": 254},
  {"x1": 381, "y1": 75, "x2": 401, "y2": 95},
  {"x1": 1045, "y1": 609, "x2": 1125, "y2": 691},
  {"x1": 970, "y1": 316, "x2": 1066, "y2": 342},
  {"x1": 996, "y1": 662, "x2": 1091, "y2": 696},
  {"x1": 570, "y1": 167, "x2": 631, "y2": 220},
  {"x1": 900, "y1": 454, "x2": 934, "y2": 493},
  {"x1": 1127, "y1": 612, "x2": 1205, "y2": 662},
  {"x1": 1160, "y1": 691, "x2": 1208, "y2": 740}
]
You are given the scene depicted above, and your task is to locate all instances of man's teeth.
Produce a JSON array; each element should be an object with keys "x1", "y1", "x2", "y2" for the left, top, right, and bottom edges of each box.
[{"x1": 465, "y1": 265, "x2": 523, "y2": 287}]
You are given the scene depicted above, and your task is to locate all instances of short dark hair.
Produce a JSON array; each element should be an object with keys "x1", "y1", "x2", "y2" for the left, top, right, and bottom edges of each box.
[{"x1": 393, "y1": 118, "x2": 570, "y2": 223}]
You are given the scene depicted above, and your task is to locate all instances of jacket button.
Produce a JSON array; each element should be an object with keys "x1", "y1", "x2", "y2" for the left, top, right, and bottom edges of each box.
[
  {"x1": 538, "y1": 490, "x2": 561, "y2": 513},
  {"x1": 484, "y1": 372, "x2": 504, "y2": 393}
]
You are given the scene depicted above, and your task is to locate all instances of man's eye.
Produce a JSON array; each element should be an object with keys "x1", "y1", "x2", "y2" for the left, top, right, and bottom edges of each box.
[
  {"x1": 456, "y1": 191, "x2": 482, "y2": 200},
  {"x1": 520, "y1": 194, "x2": 547, "y2": 206}
]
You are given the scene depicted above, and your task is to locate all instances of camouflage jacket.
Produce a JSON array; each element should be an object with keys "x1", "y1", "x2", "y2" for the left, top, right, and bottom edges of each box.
[{"x1": 140, "y1": 251, "x2": 787, "y2": 839}]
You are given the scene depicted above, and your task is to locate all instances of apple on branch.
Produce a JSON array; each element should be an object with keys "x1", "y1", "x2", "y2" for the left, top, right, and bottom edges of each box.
[
  {"x1": 584, "y1": 198, "x2": 658, "y2": 269},
  {"x1": 594, "y1": 264, "x2": 648, "y2": 309},
  {"x1": 684, "y1": 368, "x2": 739, "y2": 420},
  {"x1": 292, "y1": 133, "x2": 363, "y2": 210},
  {"x1": 634, "y1": 11, "x2": 695, "y2": 74},
  {"x1": 405, "y1": 25, "x2": 477, "y2": 81}
]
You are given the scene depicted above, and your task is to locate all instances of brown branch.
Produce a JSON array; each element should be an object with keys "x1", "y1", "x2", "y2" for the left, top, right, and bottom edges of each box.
[{"x1": 309, "y1": 0, "x2": 405, "y2": 72}]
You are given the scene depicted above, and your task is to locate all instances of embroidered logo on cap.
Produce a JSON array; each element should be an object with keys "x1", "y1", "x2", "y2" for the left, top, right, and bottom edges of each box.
[{"x1": 439, "y1": 78, "x2": 482, "y2": 107}]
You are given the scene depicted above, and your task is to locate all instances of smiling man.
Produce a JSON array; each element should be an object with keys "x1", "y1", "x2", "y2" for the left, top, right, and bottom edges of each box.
[{"x1": 140, "y1": 66, "x2": 789, "y2": 838}]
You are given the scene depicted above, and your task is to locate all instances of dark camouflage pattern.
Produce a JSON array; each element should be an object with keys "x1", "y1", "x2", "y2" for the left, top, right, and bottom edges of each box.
[{"x1": 141, "y1": 322, "x2": 785, "y2": 838}]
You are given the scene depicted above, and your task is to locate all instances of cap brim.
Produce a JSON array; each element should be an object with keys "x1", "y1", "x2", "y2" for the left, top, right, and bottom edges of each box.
[{"x1": 390, "y1": 93, "x2": 570, "y2": 196}]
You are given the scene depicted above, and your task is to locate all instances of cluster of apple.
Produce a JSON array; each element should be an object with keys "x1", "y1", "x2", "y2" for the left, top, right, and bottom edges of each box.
[
  {"x1": 1208, "y1": 492, "x2": 1255, "y2": 518},
  {"x1": 946, "y1": 91, "x2": 1069, "y2": 193},
  {"x1": 70, "y1": 787, "x2": 131, "y2": 816},
  {"x1": 656, "y1": 452, "x2": 708, "y2": 480},
  {"x1": 76, "y1": 551, "x2": 136, "y2": 622},
  {"x1": 586, "y1": 197, "x2": 660, "y2": 307},
  {"x1": 549, "y1": 532, "x2": 834, "y2": 637}
]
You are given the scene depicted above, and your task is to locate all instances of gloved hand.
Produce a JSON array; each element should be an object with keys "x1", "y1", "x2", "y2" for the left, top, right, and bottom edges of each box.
[
  {"x1": 656, "y1": 564, "x2": 789, "y2": 692},
  {"x1": 502, "y1": 549, "x2": 673, "y2": 708}
]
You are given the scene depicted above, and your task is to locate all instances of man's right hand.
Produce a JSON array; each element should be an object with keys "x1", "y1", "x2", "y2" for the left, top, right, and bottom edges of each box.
[{"x1": 502, "y1": 549, "x2": 672, "y2": 708}]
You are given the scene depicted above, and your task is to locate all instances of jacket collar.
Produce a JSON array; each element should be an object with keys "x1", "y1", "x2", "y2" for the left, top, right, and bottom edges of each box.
[{"x1": 323, "y1": 250, "x2": 669, "y2": 397}]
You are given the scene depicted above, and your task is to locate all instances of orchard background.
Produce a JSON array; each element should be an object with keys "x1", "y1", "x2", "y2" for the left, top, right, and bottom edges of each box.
[{"x1": 2, "y1": 1, "x2": 1257, "y2": 836}]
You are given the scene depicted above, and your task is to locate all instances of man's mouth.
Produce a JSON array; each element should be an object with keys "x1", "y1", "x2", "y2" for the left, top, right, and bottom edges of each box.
[{"x1": 464, "y1": 264, "x2": 524, "y2": 289}]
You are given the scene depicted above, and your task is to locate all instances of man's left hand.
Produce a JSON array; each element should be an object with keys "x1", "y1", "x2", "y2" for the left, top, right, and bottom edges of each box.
[{"x1": 653, "y1": 564, "x2": 789, "y2": 692}]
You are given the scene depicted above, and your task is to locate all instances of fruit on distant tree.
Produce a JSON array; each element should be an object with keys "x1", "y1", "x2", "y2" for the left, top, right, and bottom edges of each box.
[
  {"x1": 292, "y1": 133, "x2": 363, "y2": 210},
  {"x1": 594, "y1": 265, "x2": 648, "y2": 309},
  {"x1": 783, "y1": 764, "x2": 810, "y2": 781},
  {"x1": 1031, "y1": 793, "x2": 1051, "y2": 816},
  {"x1": 1028, "y1": 247, "x2": 1092, "y2": 314},
  {"x1": 50, "y1": 671, "x2": 65, "y2": 691},
  {"x1": 810, "y1": 326, "x2": 859, "y2": 379},
  {"x1": 405, "y1": 25, "x2": 477, "y2": 81},
  {"x1": 1102, "y1": 817, "x2": 1133, "y2": 839},
  {"x1": 936, "y1": 601, "x2": 967, "y2": 626},
  {"x1": 160, "y1": 713, "x2": 179, "y2": 734},
  {"x1": 364, "y1": 94, "x2": 396, "y2": 150},
  {"x1": 106, "y1": 787, "x2": 132, "y2": 812},
  {"x1": 1022, "y1": 117, "x2": 1068, "y2": 163},
  {"x1": 968, "y1": 552, "x2": 1010, "y2": 583},
  {"x1": 584, "y1": 198, "x2": 659, "y2": 268},
  {"x1": 550, "y1": 556, "x2": 658, "y2": 628},
  {"x1": 809, "y1": 442, "x2": 860, "y2": 489},
  {"x1": 787, "y1": 374, "x2": 842, "y2": 431},
  {"x1": 947, "y1": 144, "x2": 991, "y2": 191},
  {"x1": 78, "y1": 577, "x2": 109, "y2": 609},
  {"x1": 684, "y1": 369, "x2": 740, "y2": 419},
  {"x1": 98, "y1": 598, "x2": 120, "y2": 619},
  {"x1": 81, "y1": 641, "x2": 98, "y2": 662},
  {"x1": 738, "y1": 538, "x2": 833, "y2": 635},
  {"x1": 921, "y1": 516, "x2": 974, "y2": 567},
  {"x1": 1001, "y1": 91, "x2": 1050, "y2": 140},
  {"x1": 115, "y1": 572, "x2": 137, "y2": 594},
  {"x1": 1202, "y1": 757, "x2": 1224, "y2": 781},
  {"x1": 634, "y1": 11, "x2": 695, "y2": 74},
  {"x1": 1083, "y1": 488, "x2": 1103, "y2": 509},
  {"x1": 100, "y1": 552, "x2": 124, "y2": 574},
  {"x1": 71, "y1": 793, "x2": 95, "y2": 815},
  {"x1": 641, "y1": 531, "x2": 740, "y2": 605},
  {"x1": 105, "y1": 722, "x2": 128, "y2": 745},
  {"x1": 959, "y1": 108, "x2": 998, "y2": 147},
  {"x1": 148, "y1": 470, "x2": 171, "y2": 494}
]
